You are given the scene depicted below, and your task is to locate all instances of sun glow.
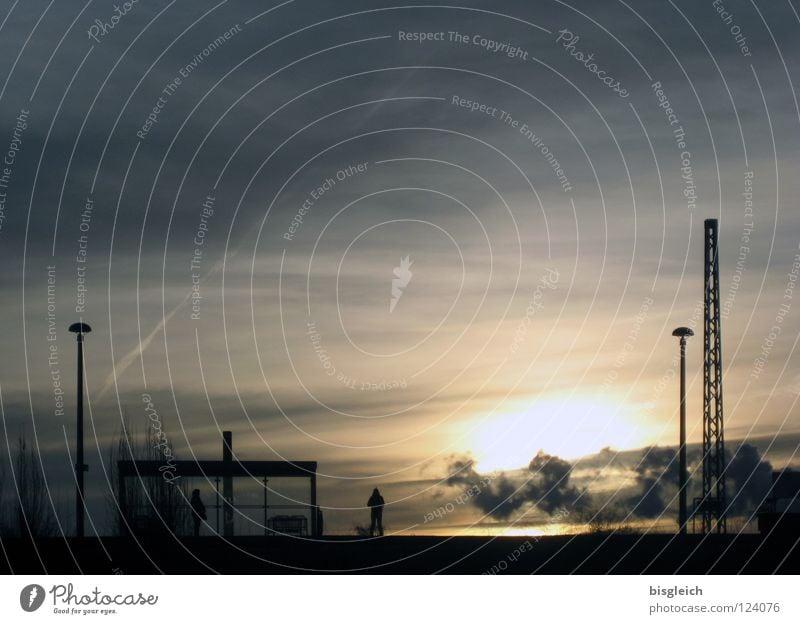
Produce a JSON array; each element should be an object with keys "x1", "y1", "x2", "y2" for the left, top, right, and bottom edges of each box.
[{"x1": 467, "y1": 395, "x2": 643, "y2": 473}]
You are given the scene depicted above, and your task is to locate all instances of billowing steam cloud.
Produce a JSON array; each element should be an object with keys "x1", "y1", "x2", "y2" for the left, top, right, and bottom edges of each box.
[
  {"x1": 445, "y1": 451, "x2": 585, "y2": 519},
  {"x1": 614, "y1": 443, "x2": 773, "y2": 520},
  {"x1": 444, "y1": 443, "x2": 774, "y2": 523},
  {"x1": 528, "y1": 451, "x2": 585, "y2": 514},
  {"x1": 623, "y1": 446, "x2": 695, "y2": 519},
  {"x1": 725, "y1": 443, "x2": 773, "y2": 516}
]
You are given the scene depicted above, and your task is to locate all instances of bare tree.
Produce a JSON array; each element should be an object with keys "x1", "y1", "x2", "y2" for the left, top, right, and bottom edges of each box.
[
  {"x1": 3, "y1": 433, "x2": 58, "y2": 538},
  {"x1": 576, "y1": 504, "x2": 635, "y2": 534},
  {"x1": 0, "y1": 450, "x2": 6, "y2": 535},
  {"x1": 106, "y1": 417, "x2": 189, "y2": 537}
]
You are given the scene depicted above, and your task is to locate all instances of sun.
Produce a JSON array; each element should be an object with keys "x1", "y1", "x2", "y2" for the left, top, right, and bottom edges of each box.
[{"x1": 467, "y1": 394, "x2": 643, "y2": 473}]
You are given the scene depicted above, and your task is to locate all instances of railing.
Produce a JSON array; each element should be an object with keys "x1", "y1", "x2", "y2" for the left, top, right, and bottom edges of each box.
[{"x1": 121, "y1": 502, "x2": 315, "y2": 536}]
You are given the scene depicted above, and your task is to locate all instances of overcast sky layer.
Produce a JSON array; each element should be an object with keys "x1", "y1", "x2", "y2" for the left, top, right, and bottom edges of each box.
[{"x1": 0, "y1": 0, "x2": 798, "y2": 536}]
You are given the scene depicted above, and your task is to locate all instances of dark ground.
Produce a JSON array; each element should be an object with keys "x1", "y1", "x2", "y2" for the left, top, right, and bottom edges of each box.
[{"x1": 2, "y1": 533, "x2": 798, "y2": 574}]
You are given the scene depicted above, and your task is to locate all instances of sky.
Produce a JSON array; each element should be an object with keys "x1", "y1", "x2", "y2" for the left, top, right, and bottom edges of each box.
[{"x1": 0, "y1": 0, "x2": 799, "y2": 537}]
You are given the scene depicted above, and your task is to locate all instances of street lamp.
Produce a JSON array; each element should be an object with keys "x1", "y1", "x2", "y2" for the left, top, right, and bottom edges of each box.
[
  {"x1": 672, "y1": 327, "x2": 694, "y2": 534},
  {"x1": 69, "y1": 322, "x2": 91, "y2": 537}
]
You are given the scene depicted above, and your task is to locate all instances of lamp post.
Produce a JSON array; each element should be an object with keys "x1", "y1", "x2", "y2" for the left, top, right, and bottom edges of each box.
[
  {"x1": 672, "y1": 327, "x2": 694, "y2": 534},
  {"x1": 69, "y1": 322, "x2": 91, "y2": 537}
]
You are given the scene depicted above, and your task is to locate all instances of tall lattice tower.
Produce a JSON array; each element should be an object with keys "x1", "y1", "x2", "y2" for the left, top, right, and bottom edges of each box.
[{"x1": 701, "y1": 218, "x2": 726, "y2": 533}]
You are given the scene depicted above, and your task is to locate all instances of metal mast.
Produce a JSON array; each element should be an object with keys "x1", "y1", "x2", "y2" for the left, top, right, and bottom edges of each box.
[
  {"x1": 69, "y1": 322, "x2": 91, "y2": 537},
  {"x1": 701, "y1": 218, "x2": 726, "y2": 533}
]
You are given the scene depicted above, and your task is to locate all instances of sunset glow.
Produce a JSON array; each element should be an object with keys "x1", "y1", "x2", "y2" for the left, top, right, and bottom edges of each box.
[{"x1": 469, "y1": 396, "x2": 643, "y2": 473}]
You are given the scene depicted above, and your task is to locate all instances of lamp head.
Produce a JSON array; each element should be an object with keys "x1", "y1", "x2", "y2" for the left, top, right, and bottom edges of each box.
[
  {"x1": 672, "y1": 327, "x2": 694, "y2": 338},
  {"x1": 69, "y1": 322, "x2": 92, "y2": 335}
]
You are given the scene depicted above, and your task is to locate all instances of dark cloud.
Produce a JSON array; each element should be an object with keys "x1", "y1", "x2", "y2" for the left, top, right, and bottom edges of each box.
[
  {"x1": 609, "y1": 443, "x2": 773, "y2": 520},
  {"x1": 725, "y1": 443, "x2": 773, "y2": 516},
  {"x1": 623, "y1": 446, "x2": 689, "y2": 519},
  {"x1": 527, "y1": 450, "x2": 586, "y2": 514},
  {"x1": 443, "y1": 442, "x2": 777, "y2": 525},
  {"x1": 445, "y1": 450, "x2": 585, "y2": 519}
]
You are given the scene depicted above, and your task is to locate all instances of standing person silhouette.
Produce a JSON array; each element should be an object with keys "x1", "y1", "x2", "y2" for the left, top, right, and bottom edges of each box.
[
  {"x1": 367, "y1": 488, "x2": 385, "y2": 536},
  {"x1": 190, "y1": 489, "x2": 206, "y2": 537}
]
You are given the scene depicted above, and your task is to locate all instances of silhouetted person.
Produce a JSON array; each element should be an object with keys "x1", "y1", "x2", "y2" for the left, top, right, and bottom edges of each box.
[
  {"x1": 367, "y1": 488, "x2": 385, "y2": 536},
  {"x1": 190, "y1": 489, "x2": 206, "y2": 537}
]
